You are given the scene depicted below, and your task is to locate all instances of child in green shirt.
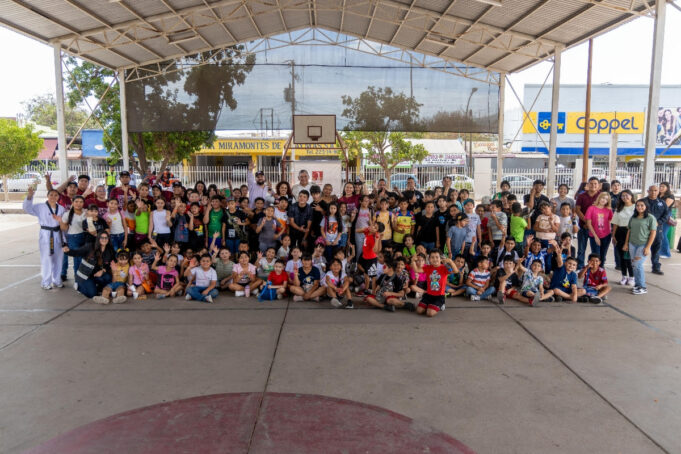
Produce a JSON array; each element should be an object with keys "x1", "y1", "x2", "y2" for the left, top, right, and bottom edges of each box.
[{"x1": 509, "y1": 202, "x2": 528, "y2": 255}]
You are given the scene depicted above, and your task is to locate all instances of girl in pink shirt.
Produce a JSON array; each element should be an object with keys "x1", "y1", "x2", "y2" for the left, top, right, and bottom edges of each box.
[
  {"x1": 128, "y1": 251, "x2": 151, "y2": 299},
  {"x1": 585, "y1": 192, "x2": 613, "y2": 266}
]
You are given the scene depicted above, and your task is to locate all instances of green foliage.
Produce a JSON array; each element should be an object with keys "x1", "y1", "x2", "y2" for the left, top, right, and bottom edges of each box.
[
  {"x1": 340, "y1": 87, "x2": 428, "y2": 180},
  {"x1": 0, "y1": 119, "x2": 43, "y2": 176},
  {"x1": 65, "y1": 46, "x2": 255, "y2": 172},
  {"x1": 22, "y1": 93, "x2": 96, "y2": 137}
]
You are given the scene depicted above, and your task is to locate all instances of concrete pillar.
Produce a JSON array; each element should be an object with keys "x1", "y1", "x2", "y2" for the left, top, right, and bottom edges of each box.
[
  {"x1": 547, "y1": 47, "x2": 562, "y2": 198},
  {"x1": 119, "y1": 69, "x2": 129, "y2": 171},
  {"x1": 54, "y1": 45, "x2": 68, "y2": 183},
  {"x1": 496, "y1": 74, "x2": 506, "y2": 191},
  {"x1": 473, "y1": 157, "x2": 492, "y2": 201},
  {"x1": 642, "y1": 0, "x2": 666, "y2": 192},
  {"x1": 609, "y1": 133, "x2": 618, "y2": 182}
]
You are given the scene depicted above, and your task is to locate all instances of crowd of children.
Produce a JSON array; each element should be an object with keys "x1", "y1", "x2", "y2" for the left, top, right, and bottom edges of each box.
[{"x1": 27, "y1": 169, "x2": 673, "y2": 316}]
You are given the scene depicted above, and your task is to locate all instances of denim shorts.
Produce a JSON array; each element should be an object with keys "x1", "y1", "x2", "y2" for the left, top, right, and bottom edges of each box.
[{"x1": 107, "y1": 281, "x2": 127, "y2": 291}]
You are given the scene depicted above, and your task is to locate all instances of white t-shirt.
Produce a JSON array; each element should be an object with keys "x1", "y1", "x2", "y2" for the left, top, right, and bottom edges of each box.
[
  {"x1": 323, "y1": 270, "x2": 346, "y2": 287},
  {"x1": 152, "y1": 209, "x2": 171, "y2": 234},
  {"x1": 62, "y1": 211, "x2": 85, "y2": 235},
  {"x1": 191, "y1": 267, "x2": 217, "y2": 287},
  {"x1": 291, "y1": 182, "x2": 313, "y2": 201},
  {"x1": 105, "y1": 210, "x2": 125, "y2": 235}
]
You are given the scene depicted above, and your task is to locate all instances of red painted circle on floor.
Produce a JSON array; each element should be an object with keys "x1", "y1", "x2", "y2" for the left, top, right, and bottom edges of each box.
[{"x1": 25, "y1": 393, "x2": 476, "y2": 454}]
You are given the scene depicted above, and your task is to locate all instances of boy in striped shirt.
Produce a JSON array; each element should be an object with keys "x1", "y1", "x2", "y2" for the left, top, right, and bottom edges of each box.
[{"x1": 465, "y1": 257, "x2": 495, "y2": 301}]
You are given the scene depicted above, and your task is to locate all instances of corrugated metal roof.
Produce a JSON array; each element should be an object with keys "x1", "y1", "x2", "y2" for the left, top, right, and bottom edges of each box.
[{"x1": 0, "y1": 0, "x2": 656, "y2": 76}]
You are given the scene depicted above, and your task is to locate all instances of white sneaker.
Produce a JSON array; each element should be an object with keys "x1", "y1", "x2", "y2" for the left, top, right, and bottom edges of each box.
[
  {"x1": 330, "y1": 297, "x2": 342, "y2": 308},
  {"x1": 626, "y1": 277, "x2": 636, "y2": 286},
  {"x1": 293, "y1": 295, "x2": 303, "y2": 302},
  {"x1": 470, "y1": 295, "x2": 480, "y2": 301},
  {"x1": 205, "y1": 295, "x2": 213, "y2": 303},
  {"x1": 73, "y1": 282, "x2": 78, "y2": 292},
  {"x1": 235, "y1": 290, "x2": 245, "y2": 297},
  {"x1": 112, "y1": 295, "x2": 127, "y2": 304},
  {"x1": 277, "y1": 293, "x2": 284, "y2": 300},
  {"x1": 92, "y1": 296, "x2": 109, "y2": 305},
  {"x1": 619, "y1": 276, "x2": 628, "y2": 286},
  {"x1": 185, "y1": 294, "x2": 192, "y2": 300}
]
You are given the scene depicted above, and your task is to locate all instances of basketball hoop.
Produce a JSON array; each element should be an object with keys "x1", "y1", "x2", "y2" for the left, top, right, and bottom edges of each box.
[
  {"x1": 307, "y1": 126, "x2": 322, "y2": 142},
  {"x1": 293, "y1": 115, "x2": 336, "y2": 145}
]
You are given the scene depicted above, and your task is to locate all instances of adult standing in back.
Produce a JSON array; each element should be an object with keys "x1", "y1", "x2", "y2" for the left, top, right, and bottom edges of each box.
[
  {"x1": 291, "y1": 169, "x2": 312, "y2": 200},
  {"x1": 574, "y1": 177, "x2": 601, "y2": 269},
  {"x1": 641, "y1": 185, "x2": 669, "y2": 275},
  {"x1": 658, "y1": 182, "x2": 675, "y2": 259},
  {"x1": 109, "y1": 170, "x2": 138, "y2": 208}
]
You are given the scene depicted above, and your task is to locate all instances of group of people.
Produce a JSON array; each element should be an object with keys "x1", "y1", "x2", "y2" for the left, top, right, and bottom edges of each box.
[{"x1": 23, "y1": 161, "x2": 677, "y2": 317}]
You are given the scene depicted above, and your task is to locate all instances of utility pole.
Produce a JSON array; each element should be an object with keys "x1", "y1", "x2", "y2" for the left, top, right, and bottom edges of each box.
[
  {"x1": 582, "y1": 39, "x2": 593, "y2": 182},
  {"x1": 290, "y1": 61, "x2": 296, "y2": 123}
]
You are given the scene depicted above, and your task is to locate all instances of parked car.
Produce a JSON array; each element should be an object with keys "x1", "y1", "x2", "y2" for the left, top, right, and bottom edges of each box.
[
  {"x1": 390, "y1": 173, "x2": 420, "y2": 191},
  {"x1": 591, "y1": 168, "x2": 633, "y2": 187},
  {"x1": 424, "y1": 174, "x2": 474, "y2": 191},
  {"x1": 1, "y1": 172, "x2": 58, "y2": 192},
  {"x1": 493, "y1": 175, "x2": 536, "y2": 193}
]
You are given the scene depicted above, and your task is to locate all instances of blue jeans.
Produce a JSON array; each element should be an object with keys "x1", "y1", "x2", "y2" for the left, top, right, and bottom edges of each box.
[
  {"x1": 629, "y1": 243, "x2": 647, "y2": 289},
  {"x1": 77, "y1": 273, "x2": 112, "y2": 298},
  {"x1": 465, "y1": 286, "x2": 496, "y2": 299},
  {"x1": 577, "y1": 228, "x2": 590, "y2": 269},
  {"x1": 661, "y1": 223, "x2": 672, "y2": 257},
  {"x1": 110, "y1": 233, "x2": 125, "y2": 253},
  {"x1": 61, "y1": 233, "x2": 85, "y2": 278},
  {"x1": 650, "y1": 234, "x2": 662, "y2": 272},
  {"x1": 187, "y1": 285, "x2": 218, "y2": 302},
  {"x1": 421, "y1": 241, "x2": 435, "y2": 252},
  {"x1": 224, "y1": 238, "x2": 239, "y2": 255},
  {"x1": 588, "y1": 233, "x2": 611, "y2": 266}
]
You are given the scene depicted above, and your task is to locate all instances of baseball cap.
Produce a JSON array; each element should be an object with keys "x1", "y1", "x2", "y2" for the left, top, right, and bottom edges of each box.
[
  {"x1": 255, "y1": 170, "x2": 265, "y2": 176},
  {"x1": 119, "y1": 170, "x2": 130, "y2": 177},
  {"x1": 172, "y1": 181, "x2": 183, "y2": 187}
]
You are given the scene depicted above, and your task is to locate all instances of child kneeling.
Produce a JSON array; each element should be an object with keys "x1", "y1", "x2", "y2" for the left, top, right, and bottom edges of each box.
[
  {"x1": 416, "y1": 249, "x2": 458, "y2": 317},
  {"x1": 184, "y1": 253, "x2": 218, "y2": 303},
  {"x1": 365, "y1": 259, "x2": 406, "y2": 312}
]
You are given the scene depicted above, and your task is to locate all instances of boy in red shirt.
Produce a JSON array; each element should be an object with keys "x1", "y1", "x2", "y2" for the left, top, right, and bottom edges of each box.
[
  {"x1": 265, "y1": 259, "x2": 288, "y2": 300},
  {"x1": 578, "y1": 253, "x2": 611, "y2": 304},
  {"x1": 417, "y1": 249, "x2": 459, "y2": 317},
  {"x1": 356, "y1": 223, "x2": 384, "y2": 296}
]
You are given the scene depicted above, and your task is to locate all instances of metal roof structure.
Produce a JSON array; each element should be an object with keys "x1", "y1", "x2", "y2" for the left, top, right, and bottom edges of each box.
[{"x1": 0, "y1": 0, "x2": 661, "y2": 79}]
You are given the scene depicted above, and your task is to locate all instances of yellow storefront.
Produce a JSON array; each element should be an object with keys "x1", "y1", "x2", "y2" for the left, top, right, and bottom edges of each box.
[{"x1": 192, "y1": 138, "x2": 339, "y2": 167}]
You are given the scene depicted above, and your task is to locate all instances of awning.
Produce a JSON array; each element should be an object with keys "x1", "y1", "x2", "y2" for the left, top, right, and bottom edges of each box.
[{"x1": 37, "y1": 138, "x2": 57, "y2": 160}]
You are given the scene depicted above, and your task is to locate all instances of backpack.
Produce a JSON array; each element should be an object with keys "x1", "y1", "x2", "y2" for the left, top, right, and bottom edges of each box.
[{"x1": 258, "y1": 282, "x2": 278, "y2": 301}]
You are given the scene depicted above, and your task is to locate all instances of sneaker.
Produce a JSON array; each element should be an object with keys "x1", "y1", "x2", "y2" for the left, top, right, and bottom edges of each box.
[
  {"x1": 497, "y1": 293, "x2": 506, "y2": 305},
  {"x1": 132, "y1": 290, "x2": 139, "y2": 299},
  {"x1": 470, "y1": 295, "x2": 480, "y2": 301},
  {"x1": 577, "y1": 295, "x2": 590, "y2": 303},
  {"x1": 277, "y1": 293, "x2": 284, "y2": 300},
  {"x1": 619, "y1": 276, "x2": 628, "y2": 286},
  {"x1": 355, "y1": 290, "x2": 365, "y2": 297},
  {"x1": 235, "y1": 291, "x2": 245, "y2": 297},
  {"x1": 415, "y1": 292, "x2": 423, "y2": 299},
  {"x1": 626, "y1": 277, "x2": 635, "y2": 287},
  {"x1": 544, "y1": 296, "x2": 555, "y2": 303},
  {"x1": 384, "y1": 304, "x2": 396, "y2": 312},
  {"x1": 660, "y1": 255, "x2": 671, "y2": 259},
  {"x1": 204, "y1": 295, "x2": 213, "y2": 303},
  {"x1": 652, "y1": 269, "x2": 664, "y2": 275},
  {"x1": 532, "y1": 293, "x2": 540, "y2": 306},
  {"x1": 54, "y1": 283, "x2": 65, "y2": 288},
  {"x1": 92, "y1": 296, "x2": 109, "y2": 305},
  {"x1": 441, "y1": 303, "x2": 445, "y2": 311},
  {"x1": 313, "y1": 296, "x2": 320, "y2": 302},
  {"x1": 589, "y1": 296, "x2": 602, "y2": 304},
  {"x1": 41, "y1": 284, "x2": 53, "y2": 290},
  {"x1": 185, "y1": 294, "x2": 192, "y2": 300},
  {"x1": 632, "y1": 287, "x2": 648, "y2": 295},
  {"x1": 403, "y1": 302, "x2": 416, "y2": 312},
  {"x1": 73, "y1": 283, "x2": 78, "y2": 292},
  {"x1": 345, "y1": 300, "x2": 354, "y2": 309},
  {"x1": 112, "y1": 295, "x2": 127, "y2": 304},
  {"x1": 614, "y1": 266, "x2": 621, "y2": 271},
  {"x1": 244, "y1": 285, "x2": 251, "y2": 297},
  {"x1": 60, "y1": 275, "x2": 67, "y2": 282},
  {"x1": 293, "y1": 295, "x2": 303, "y2": 302},
  {"x1": 155, "y1": 294, "x2": 166, "y2": 299},
  {"x1": 330, "y1": 298, "x2": 342, "y2": 308},
  {"x1": 554, "y1": 295, "x2": 564, "y2": 302}
]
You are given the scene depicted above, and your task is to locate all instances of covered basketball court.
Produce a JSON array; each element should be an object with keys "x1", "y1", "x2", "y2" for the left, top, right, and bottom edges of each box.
[{"x1": 1, "y1": 1, "x2": 680, "y2": 453}]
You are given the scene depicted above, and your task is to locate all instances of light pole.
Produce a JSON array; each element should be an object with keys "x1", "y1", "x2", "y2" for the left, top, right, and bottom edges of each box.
[{"x1": 465, "y1": 87, "x2": 478, "y2": 176}]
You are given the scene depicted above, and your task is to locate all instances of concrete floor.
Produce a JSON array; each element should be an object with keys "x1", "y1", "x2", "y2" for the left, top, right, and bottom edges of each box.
[{"x1": 1, "y1": 214, "x2": 680, "y2": 454}]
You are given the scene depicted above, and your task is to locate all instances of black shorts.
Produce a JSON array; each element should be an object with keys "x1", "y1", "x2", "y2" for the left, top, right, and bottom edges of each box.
[
  {"x1": 418, "y1": 293, "x2": 445, "y2": 312},
  {"x1": 359, "y1": 257, "x2": 378, "y2": 277}
]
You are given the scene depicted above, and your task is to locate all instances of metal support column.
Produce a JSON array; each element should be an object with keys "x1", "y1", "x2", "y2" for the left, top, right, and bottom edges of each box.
[
  {"x1": 53, "y1": 45, "x2": 68, "y2": 183},
  {"x1": 119, "y1": 69, "x2": 129, "y2": 171},
  {"x1": 547, "y1": 47, "x2": 562, "y2": 197},
  {"x1": 496, "y1": 74, "x2": 505, "y2": 191},
  {"x1": 609, "y1": 132, "x2": 618, "y2": 182},
  {"x1": 642, "y1": 0, "x2": 667, "y2": 192}
]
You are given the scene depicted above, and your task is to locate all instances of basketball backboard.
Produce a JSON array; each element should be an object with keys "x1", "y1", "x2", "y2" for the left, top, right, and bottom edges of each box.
[{"x1": 293, "y1": 115, "x2": 336, "y2": 144}]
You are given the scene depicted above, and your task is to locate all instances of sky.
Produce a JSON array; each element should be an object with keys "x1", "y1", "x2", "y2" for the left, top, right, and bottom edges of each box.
[{"x1": 0, "y1": 6, "x2": 680, "y2": 120}]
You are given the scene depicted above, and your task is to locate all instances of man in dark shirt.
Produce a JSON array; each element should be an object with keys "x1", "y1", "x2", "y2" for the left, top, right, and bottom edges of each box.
[
  {"x1": 287, "y1": 190, "x2": 312, "y2": 249},
  {"x1": 574, "y1": 177, "x2": 601, "y2": 269},
  {"x1": 642, "y1": 185, "x2": 669, "y2": 275}
]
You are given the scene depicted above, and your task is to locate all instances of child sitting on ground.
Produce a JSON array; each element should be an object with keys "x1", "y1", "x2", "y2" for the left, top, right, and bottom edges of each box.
[
  {"x1": 445, "y1": 254, "x2": 467, "y2": 298},
  {"x1": 257, "y1": 248, "x2": 277, "y2": 282},
  {"x1": 517, "y1": 258, "x2": 555, "y2": 306},
  {"x1": 494, "y1": 256, "x2": 529, "y2": 305},
  {"x1": 285, "y1": 247, "x2": 303, "y2": 282},
  {"x1": 290, "y1": 254, "x2": 326, "y2": 302},
  {"x1": 264, "y1": 259, "x2": 288, "y2": 300},
  {"x1": 312, "y1": 243, "x2": 327, "y2": 274},
  {"x1": 408, "y1": 253, "x2": 427, "y2": 298},
  {"x1": 184, "y1": 253, "x2": 218, "y2": 303},
  {"x1": 549, "y1": 245, "x2": 585, "y2": 303},
  {"x1": 365, "y1": 259, "x2": 406, "y2": 312},
  {"x1": 356, "y1": 223, "x2": 383, "y2": 296},
  {"x1": 465, "y1": 256, "x2": 495, "y2": 301},
  {"x1": 95, "y1": 250, "x2": 130, "y2": 305},
  {"x1": 324, "y1": 258, "x2": 352, "y2": 308},
  {"x1": 212, "y1": 247, "x2": 234, "y2": 290},
  {"x1": 229, "y1": 251, "x2": 262, "y2": 297},
  {"x1": 578, "y1": 253, "x2": 612, "y2": 304},
  {"x1": 128, "y1": 251, "x2": 151, "y2": 299},
  {"x1": 153, "y1": 253, "x2": 183, "y2": 299}
]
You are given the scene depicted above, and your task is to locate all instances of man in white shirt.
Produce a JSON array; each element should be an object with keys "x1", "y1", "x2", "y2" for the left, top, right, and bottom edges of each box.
[{"x1": 291, "y1": 169, "x2": 313, "y2": 201}]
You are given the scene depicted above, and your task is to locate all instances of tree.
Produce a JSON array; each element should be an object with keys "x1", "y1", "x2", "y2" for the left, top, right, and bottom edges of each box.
[
  {"x1": 0, "y1": 119, "x2": 43, "y2": 201},
  {"x1": 65, "y1": 46, "x2": 255, "y2": 173},
  {"x1": 23, "y1": 93, "x2": 97, "y2": 137},
  {"x1": 341, "y1": 87, "x2": 428, "y2": 181}
]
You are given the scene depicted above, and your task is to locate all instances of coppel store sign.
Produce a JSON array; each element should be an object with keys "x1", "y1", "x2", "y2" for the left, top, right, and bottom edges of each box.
[{"x1": 523, "y1": 112, "x2": 645, "y2": 135}]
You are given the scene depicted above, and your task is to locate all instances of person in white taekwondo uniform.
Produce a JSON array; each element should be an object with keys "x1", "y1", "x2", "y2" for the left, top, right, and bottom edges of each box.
[{"x1": 23, "y1": 186, "x2": 66, "y2": 289}]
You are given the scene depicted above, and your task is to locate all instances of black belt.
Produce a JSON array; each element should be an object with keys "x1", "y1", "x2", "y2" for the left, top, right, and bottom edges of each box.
[{"x1": 41, "y1": 225, "x2": 61, "y2": 255}]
